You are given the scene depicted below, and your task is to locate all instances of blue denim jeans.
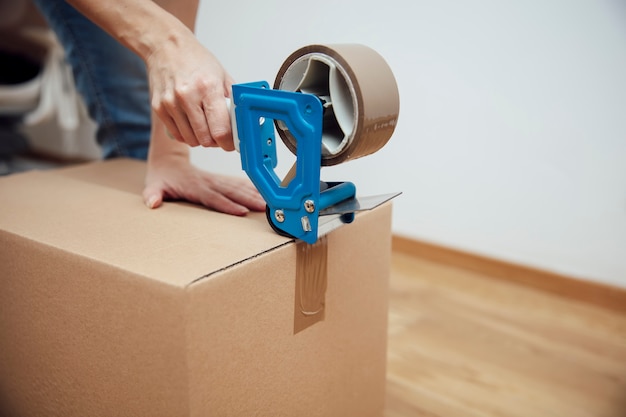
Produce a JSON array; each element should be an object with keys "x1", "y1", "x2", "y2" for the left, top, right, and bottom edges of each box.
[{"x1": 33, "y1": 0, "x2": 151, "y2": 160}]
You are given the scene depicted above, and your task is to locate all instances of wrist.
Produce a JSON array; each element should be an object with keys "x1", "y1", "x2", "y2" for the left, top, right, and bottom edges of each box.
[
  {"x1": 148, "y1": 118, "x2": 191, "y2": 165},
  {"x1": 136, "y1": 20, "x2": 194, "y2": 64}
]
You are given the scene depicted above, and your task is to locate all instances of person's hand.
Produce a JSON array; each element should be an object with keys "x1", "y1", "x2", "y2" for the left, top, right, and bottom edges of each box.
[
  {"x1": 145, "y1": 29, "x2": 236, "y2": 151},
  {"x1": 143, "y1": 151, "x2": 266, "y2": 216},
  {"x1": 62, "y1": 1, "x2": 236, "y2": 148}
]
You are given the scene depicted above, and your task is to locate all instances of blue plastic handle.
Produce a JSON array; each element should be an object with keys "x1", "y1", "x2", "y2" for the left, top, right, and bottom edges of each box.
[{"x1": 232, "y1": 81, "x2": 356, "y2": 244}]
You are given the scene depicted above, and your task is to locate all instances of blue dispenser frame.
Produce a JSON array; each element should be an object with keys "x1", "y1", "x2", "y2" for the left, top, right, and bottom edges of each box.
[{"x1": 231, "y1": 81, "x2": 356, "y2": 244}]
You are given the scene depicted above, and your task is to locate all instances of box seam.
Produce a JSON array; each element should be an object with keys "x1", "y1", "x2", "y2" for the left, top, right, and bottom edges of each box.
[{"x1": 185, "y1": 239, "x2": 294, "y2": 288}]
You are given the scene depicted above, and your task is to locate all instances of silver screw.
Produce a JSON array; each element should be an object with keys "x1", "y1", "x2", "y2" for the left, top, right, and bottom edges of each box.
[
  {"x1": 304, "y1": 200, "x2": 315, "y2": 213},
  {"x1": 274, "y1": 209, "x2": 285, "y2": 223}
]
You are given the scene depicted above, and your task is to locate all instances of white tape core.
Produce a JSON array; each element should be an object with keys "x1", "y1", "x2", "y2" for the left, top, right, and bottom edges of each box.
[{"x1": 277, "y1": 53, "x2": 357, "y2": 158}]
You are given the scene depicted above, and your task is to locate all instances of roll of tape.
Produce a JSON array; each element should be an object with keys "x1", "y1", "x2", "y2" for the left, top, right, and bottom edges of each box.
[{"x1": 274, "y1": 44, "x2": 400, "y2": 166}]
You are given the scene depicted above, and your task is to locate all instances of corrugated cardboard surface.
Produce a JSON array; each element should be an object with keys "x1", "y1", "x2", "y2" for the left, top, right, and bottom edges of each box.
[{"x1": 0, "y1": 159, "x2": 392, "y2": 417}]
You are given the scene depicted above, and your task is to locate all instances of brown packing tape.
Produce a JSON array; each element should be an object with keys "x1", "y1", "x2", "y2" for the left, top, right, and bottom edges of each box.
[
  {"x1": 294, "y1": 236, "x2": 328, "y2": 334},
  {"x1": 279, "y1": 44, "x2": 397, "y2": 332},
  {"x1": 274, "y1": 44, "x2": 400, "y2": 166}
]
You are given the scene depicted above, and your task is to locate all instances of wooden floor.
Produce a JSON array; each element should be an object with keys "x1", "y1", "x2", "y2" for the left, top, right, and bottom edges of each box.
[{"x1": 385, "y1": 252, "x2": 626, "y2": 417}]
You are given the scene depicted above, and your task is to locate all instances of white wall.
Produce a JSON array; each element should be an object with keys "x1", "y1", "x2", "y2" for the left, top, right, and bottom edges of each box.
[{"x1": 190, "y1": 0, "x2": 626, "y2": 288}]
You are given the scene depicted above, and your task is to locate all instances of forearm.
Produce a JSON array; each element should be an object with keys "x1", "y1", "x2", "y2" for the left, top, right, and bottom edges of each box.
[{"x1": 65, "y1": 0, "x2": 198, "y2": 61}]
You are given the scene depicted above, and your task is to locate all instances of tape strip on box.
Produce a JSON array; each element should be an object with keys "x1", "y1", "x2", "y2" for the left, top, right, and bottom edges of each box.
[{"x1": 294, "y1": 236, "x2": 328, "y2": 334}]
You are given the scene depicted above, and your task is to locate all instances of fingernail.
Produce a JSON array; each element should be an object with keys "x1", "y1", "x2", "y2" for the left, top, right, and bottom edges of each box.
[{"x1": 146, "y1": 196, "x2": 159, "y2": 209}]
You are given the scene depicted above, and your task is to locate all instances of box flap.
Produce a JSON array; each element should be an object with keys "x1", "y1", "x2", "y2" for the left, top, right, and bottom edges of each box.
[{"x1": 0, "y1": 159, "x2": 292, "y2": 287}]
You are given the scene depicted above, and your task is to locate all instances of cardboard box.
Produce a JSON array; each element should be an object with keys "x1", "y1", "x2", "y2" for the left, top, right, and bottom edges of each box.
[{"x1": 0, "y1": 159, "x2": 392, "y2": 417}]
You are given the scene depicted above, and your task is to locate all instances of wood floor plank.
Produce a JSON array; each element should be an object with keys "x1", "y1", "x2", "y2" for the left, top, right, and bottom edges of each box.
[
  {"x1": 392, "y1": 236, "x2": 626, "y2": 313},
  {"x1": 385, "y1": 252, "x2": 626, "y2": 417}
]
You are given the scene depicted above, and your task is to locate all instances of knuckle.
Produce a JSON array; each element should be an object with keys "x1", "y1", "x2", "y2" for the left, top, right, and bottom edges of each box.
[
  {"x1": 173, "y1": 85, "x2": 189, "y2": 101},
  {"x1": 198, "y1": 135, "x2": 216, "y2": 147},
  {"x1": 197, "y1": 78, "x2": 219, "y2": 93},
  {"x1": 208, "y1": 127, "x2": 231, "y2": 143},
  {"x1": 156, "y1": 93, "x2": 177, "y2": 111},
  {"x1": 164, "y1": 93, "x2": 177, "y2": 107},
  {"x1": 211, "y1": 129, "x2": 229, "y2": 142},
  {"x1": 151, "y1": 97, "x2": 163, "y2": 113}
]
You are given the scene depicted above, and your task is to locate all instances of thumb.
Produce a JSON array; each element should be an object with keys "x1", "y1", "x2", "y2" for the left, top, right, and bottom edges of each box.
[{"x1": 142, "y1": 184, "x2": 164, "y2": 209}]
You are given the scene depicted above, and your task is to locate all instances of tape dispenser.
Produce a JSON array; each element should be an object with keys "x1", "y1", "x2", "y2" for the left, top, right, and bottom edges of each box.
[{"x1": 231, "y1": 44, "x2": 400, "y2": 244}]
